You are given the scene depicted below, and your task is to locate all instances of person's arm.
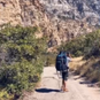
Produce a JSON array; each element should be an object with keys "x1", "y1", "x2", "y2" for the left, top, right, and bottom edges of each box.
[
  {"x1": 69, "y1": 58, "x2": 79, "y2": 62},
  {"x1": 67, "y1": 57, "x2": 72, "y2": 62},
  {"x1": 67, "y1": 56, "x2": 80, "y2": 62}
]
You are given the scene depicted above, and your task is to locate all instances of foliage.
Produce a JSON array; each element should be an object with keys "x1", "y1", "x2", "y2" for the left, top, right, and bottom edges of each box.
[
  {"x1": 59, "y1": 30, "x2": 100, "y2": 57},
  {"x1": 0, "y1": 89, "x2": 10, "y2": 100},
  {"x1": 0, "y1": 25, "x2": 47, "y2": 99},
  {"x1": 45, "y1": 53, "x2": 57, "y2": 66}
]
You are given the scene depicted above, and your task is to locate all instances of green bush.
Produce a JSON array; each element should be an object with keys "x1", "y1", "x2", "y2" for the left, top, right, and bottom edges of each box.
[
  {"x1": 45, "y1": 53, "x2": 57, "y2": 66},
  {"x1": 59, "y1": 30, "x2": 100, "y2": 57},
  {"x1": 0, "y1": 25, "x2": 47, "y2": 99},
  {"x1": 0, "y1": 89, "x2": 12, "y2": 100},
  {"x1": 0, "y1": 61, "x2": 41, "y2": 93}
]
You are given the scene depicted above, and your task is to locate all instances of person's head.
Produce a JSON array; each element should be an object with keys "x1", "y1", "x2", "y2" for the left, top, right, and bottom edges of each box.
[{"x1": 66, "y1": 52, "x2": 70, "y2": 57}]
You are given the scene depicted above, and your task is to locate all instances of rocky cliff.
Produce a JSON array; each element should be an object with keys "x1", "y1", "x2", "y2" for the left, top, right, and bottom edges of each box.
[
  {"x1": 40, "y1": 0, "x2": 100, "y2": 25},
  {"x1": 0, "y1": 0, "x2": 96, "y2": 52},
  {"x1": 0, "y1": 0, "x2": 48, "y2": 26}
]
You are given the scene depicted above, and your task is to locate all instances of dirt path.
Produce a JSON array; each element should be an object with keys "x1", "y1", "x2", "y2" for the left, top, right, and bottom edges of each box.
[{"x1": 23, "y1": 67, "x2": 100, "y2": 100}]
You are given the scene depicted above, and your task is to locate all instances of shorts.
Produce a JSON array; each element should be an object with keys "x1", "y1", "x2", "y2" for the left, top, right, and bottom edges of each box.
[{"x1": 61, "y1": 70, "x2": 68, "y2": 80}]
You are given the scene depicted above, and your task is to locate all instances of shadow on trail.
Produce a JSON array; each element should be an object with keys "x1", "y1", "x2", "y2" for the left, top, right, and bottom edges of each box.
[
  {"x1": 70, "y1": 72, "x2": 97, "y2": 87},
  {"x1": 35, "y1": 88, "x2": 60, "y2": 93},
  {"x1": 79, "y1": 81, "x2": 95, "y2": 87}
]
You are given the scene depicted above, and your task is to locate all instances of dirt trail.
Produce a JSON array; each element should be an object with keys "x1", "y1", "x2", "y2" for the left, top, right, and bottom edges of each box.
[{"x1": 23, "y1": 67, "x2": 100, "y2": 100}]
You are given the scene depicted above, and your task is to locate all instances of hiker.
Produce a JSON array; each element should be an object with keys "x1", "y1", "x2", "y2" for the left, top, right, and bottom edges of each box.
[
  {"x1": 55, "y1": 51, "x2": 71, "y2": 92},
  {"x1": 61, "y1": 52, "x2": 71, "y2": 92}
]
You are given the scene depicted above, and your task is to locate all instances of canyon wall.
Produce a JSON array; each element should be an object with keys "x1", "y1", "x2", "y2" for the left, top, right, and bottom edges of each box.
[{"x1": 0, "y1": 0, "x2": 96, "y2": 52}]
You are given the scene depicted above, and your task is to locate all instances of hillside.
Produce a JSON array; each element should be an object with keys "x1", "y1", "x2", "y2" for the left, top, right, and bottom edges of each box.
[
  {"x1": 0, "y1": 0, "x2": 47, "y2": 26},
  {"x1": 70, "y1": 56, "x2": 100, "y2": 86},
  {"x1": 40, "y1": 0, "x2": 100, "y2": 25},
  {"x1": 0, "y1": 0, "x2": 96, "y2": 51}
]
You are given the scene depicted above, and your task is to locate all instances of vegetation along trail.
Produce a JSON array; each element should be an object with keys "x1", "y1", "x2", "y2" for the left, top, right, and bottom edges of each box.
[{"x1": 23, "y1": 66, "x2": 100, "y2": 100}]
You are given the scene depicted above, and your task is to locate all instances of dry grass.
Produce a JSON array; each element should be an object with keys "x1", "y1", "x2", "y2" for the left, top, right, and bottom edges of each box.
[
  {"x1": 70, "y1": 56, "x2": 100, "y2": 84},
  {"x1": 69, "y1": 56, "x2": 86, "y2": 71}
]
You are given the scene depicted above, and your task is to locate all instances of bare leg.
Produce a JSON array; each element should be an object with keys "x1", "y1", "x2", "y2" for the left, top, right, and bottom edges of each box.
[{"x1": 62, "y1": 80, "x2": 68, "y2": 92}]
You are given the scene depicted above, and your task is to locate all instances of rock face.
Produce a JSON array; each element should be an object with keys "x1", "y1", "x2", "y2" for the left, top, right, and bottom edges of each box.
[
  {"x1": 0, "y1": 0, "x2": 48, "y2": 26},
  {"x1": 0, "y1": 0, "x2": 50, "y2": 39},
  {"x1": 40, "y1": 0, "x2": 100, "y2": 25},
  {"x1": 0, "y1": 0, "x2": 96, "y2": 52}
]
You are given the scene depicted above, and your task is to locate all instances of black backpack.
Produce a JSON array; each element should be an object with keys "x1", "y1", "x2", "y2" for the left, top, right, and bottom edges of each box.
[{"x1": 55, "y1": 52, "x2": 68, "y2": 71}]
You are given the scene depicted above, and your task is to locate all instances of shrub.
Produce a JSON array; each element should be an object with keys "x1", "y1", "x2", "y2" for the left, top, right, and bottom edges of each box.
[
  {"x1": 0, "y1": 25, "x2": 47, "y2": 99},
  {"x1": 45, "y1": 53, "x2": 57, "y2": 66},
  {"x1": 0, "y1": 89, "x2": 12, "y2": 100},
  {"x1": 0, "y1": 61, "x2": 41, "y2": 93},
  {"x1": 59, "y1": 30, "x2": 100, "y2": 58}
]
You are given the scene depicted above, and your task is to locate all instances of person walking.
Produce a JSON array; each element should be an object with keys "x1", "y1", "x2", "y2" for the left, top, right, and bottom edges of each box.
[
  {"x1": 61, "y1": 52, "x2": 71, "y2": 92},
  {"x1": 56, "y1": 51, "x2": 72, "y2": 92}
]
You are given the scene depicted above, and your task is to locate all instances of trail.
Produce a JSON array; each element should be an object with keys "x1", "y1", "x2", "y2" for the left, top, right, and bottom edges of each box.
[{"x1": 23, "y1": 67, "x2": 100, "y2": 100}]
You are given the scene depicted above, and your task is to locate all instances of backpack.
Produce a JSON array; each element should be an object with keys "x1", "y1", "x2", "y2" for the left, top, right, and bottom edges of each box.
[{"x1": 55, "y1": 52, "x2": 68, "y2": 71}]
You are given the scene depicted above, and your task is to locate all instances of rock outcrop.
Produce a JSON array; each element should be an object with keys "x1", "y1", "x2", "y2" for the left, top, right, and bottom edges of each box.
[
  {"x1": 0, "y1": 0, "x2": 48, "y2": 26},
  {"x1": 40, "y1": 0, "x2": 100, "y2": 25}
]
